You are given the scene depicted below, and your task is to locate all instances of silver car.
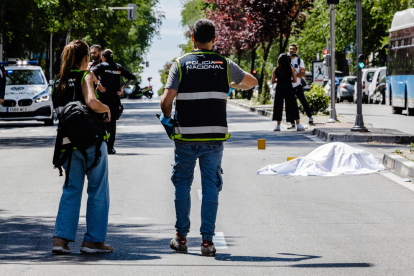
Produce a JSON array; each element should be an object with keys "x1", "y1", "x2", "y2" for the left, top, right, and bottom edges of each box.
[{"x1": 337, "y1": 76, "x2": 356, "y2": 102}]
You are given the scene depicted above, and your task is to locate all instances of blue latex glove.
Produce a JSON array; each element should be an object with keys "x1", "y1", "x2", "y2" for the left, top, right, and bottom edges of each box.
[
  {"x1": 228, "y1": 87, "x2": 235, "y2": 96},
  {"x1": 160, "y1": 113, "x2": 173, "y2": 127}
]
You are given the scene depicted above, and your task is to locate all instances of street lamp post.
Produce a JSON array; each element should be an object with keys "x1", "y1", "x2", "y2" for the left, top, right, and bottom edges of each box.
[
  {"x1": 351, "y1": 0, "x2": 368, "y2": 132},
  {"x1": 327, "y1": 4, "x2": 338, "y2": 123}
]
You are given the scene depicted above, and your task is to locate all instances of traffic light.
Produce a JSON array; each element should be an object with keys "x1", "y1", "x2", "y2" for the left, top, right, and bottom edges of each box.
[
  {"x1": 128, "y1": 4, "x2": 137, "y2": 20},
  {"x1": 323, "y1": 49, "x2": 329, "y2": 55},
  {"x1": 357, "y1": 54, "x2": 366, "y2": 69},
  {"x1": 325, "y1": 0, "x2": 339, "y2": 5},
  {"x1": 252, "y1": 69, "x2": 258, "y2": 80},
  {"x1": 323, "y1": 54, "x2": 331, "y2": 67}
]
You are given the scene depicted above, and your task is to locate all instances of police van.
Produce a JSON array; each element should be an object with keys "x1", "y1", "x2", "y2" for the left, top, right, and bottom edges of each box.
[{"x1": 0, "y1": 61, "x2": 54, "y2": 125}]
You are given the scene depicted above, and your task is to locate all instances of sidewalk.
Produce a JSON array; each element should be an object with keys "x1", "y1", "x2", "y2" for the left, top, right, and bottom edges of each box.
[{"x1": 228, "y1": 99, "x2": 368, "y2": 129}]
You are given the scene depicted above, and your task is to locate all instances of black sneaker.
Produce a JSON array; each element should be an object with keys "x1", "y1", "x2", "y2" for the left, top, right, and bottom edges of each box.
[
  {"x1": 287, "y1": 124, "x2": 296, "y2": 129},
  {"x1": 107, "y1": 148, "x2": 116, "y2": 155},
  {"x1": 201, "y1": 241, "x2": 216, "y2": 256},
  {"x1": 170, "y1": 235, "x2": 188, "y2": 253},
  {"x1": 309, "y1": 116, "x2": 314, "y2": 124}
]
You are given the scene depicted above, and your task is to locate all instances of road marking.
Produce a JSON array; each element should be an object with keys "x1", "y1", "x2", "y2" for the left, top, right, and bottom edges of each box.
[
  {"x1": 304, "y1": 134, "x2": 325, "y2": 144},
  {"x1": 197, "y1": 189, "x2": 202, "y2": 200},
  {"x1": 213, "y1": 232, "x2": 228, "y2": 249},
  {"x1": 381, "y1": 171, "x2": 414, "y2": 193}
]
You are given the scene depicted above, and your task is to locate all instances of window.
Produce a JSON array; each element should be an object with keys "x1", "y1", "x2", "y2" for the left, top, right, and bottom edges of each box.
[
  {"x1": 401, "y1": 40, "x2": 404, "y2": 47},
  {"x1": 6, "y1": 70, "x2": 45, "y2": 85},
  {"x1": 366, "y1": 72, "x2": 375, "y2": 82}
]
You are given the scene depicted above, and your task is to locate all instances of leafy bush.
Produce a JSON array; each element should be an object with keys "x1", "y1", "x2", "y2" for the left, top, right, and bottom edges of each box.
[{"x1": 298, "y1": 83, "x2": 330, "y2": 115}]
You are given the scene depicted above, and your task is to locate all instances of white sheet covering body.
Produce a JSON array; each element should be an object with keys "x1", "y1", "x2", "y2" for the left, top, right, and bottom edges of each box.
[{"x1": 257, "y1": 142, "x2": 385, "y2": 176}]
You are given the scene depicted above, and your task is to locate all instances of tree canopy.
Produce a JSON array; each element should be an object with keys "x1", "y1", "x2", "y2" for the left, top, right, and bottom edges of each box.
[{"x1": 0, "y1": 0, "x2": 164, "y2": 77}]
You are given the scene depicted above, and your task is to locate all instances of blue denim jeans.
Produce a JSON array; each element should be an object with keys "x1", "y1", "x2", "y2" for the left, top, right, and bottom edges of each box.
[
  {"x1": 54, "y1": 142, "x2": 110, "y2": 242},
  {"x1": 171, "y1": 141, "x2": 224, "y2": 242}
]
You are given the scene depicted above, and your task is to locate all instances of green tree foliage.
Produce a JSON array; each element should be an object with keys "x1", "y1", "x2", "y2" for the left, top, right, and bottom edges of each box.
[
  {"x1": 294, "y1": 0, "x2": 414, "y2": 74},
  {"x1": 158, "y1": 61, "x2": 173, "y2": 96},
  {"x1": 0, "y1": 0, "x2": 164, "y2": 78}
]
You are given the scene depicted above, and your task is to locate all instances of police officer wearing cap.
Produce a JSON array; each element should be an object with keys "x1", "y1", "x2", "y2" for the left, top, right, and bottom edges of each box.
[
  {"x1": 91, "y1": 49, "x2": 135, "y2": 154},
  {"x1": 160, "y1": 19, "x2": 257, "y2": 256}
]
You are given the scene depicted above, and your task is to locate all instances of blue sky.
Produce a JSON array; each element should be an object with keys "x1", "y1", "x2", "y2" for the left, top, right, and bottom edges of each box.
[{"x1": 139, "y1": 0, "x2": 187, "y2": 97}]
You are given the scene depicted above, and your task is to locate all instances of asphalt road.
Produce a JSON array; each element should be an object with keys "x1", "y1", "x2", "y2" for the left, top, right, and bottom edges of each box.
[
  {"x1": 1, "y1": 99, "x2": 414, "y2": 275},
  {"x1": 336, "y1": 102, "x2": 414, "y2": 135}
]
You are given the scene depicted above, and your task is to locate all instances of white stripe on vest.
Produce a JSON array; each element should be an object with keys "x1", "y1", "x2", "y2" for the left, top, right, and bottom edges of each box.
[
  {"x1": 175, "y1": 126, "x2": 228, "y2": 134},
  {"x1": 176, "y1": 91, "x2": 228, "y2": 101}
]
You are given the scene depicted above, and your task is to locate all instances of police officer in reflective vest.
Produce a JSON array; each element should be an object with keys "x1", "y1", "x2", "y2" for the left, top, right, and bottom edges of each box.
[
  {"x1": 91, "y1": 49, "x2": 135, "y2": 154},
  {"x1": 160, "y1": 19, "x2": 257, "y2": 256}
]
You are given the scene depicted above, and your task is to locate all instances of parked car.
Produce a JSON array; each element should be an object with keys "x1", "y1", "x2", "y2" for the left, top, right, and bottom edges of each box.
[
  {"x1": 353, "y1": 68, "x2": 377, "y2": 103},
  {"x1": 0, "y1": 64, "x2": 54, "y2": 125},
  {"x1": 324, "y1": 77, "x2": 343, "y2": 101},
  {"x1": 303, "y1": 71, "x2": 313, "y2": 92},
  {"x1": 368, "y1": 66, "x2": 386, "y2": 103},
  {"x1": 372, "y1": 76, "x2": 386, "y2": 104},
  {"x1": 337, "y1": 76, "x2": 356, "y2": 102}
]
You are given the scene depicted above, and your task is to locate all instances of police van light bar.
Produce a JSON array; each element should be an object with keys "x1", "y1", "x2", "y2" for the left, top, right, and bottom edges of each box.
[
  {"x1": 0, "y1": 62, "x2": 8, "y2": 66},
  {"x1": 27, "y1": 60, "x2": 39, "y2": 65},
  {"x1": 7, "y1": 70, "x2": 13, "y2": 74}
]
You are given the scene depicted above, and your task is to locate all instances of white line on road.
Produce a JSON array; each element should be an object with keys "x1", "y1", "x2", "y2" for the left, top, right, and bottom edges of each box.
[
  {"x1": 197, "y1": 189, "x2": 202, "y2": 200},
  {"x1": 304, "y1": 134, "x2": 325, "y2": 144},
  {"x1": 213, "y1": 232, "x2": 228, "y2": 249},
  {"x1": 381, "y1": 171, "x2": 414, "y2": 193}
]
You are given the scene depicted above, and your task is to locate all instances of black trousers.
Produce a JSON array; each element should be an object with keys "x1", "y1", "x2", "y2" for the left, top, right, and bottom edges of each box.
[
  {"x1": 293, "y1": 85, "x2": 312, "y2": 118},
  {"x1": 101, "y1": 94, "x2": 120, "y2": 150},
  {"x1": 272, "y1": 86, "x2": 300, "y2": 122}
]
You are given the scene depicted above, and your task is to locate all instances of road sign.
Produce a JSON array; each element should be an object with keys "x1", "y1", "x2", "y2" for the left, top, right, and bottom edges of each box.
[{"x1": 312, "y1": 61, "x2": 326, "y2": 87}]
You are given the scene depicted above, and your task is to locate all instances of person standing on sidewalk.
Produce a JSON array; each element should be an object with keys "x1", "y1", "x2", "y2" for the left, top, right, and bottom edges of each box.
[
  {"x1": 160, "y1": 19, "x2": 257, "y2": 256},
  {"x1": 91, "y1": 49, "x2": 136, "y2": 154},
  {"x1": 288, "y1": 44, "x2": 313, "y2": 128},
  {"x1": 271, "y1": 54, "x2": 304, "y2": 131},
  {"x1": 52, "y1": 40, "x2": 113, "y2": 254}
]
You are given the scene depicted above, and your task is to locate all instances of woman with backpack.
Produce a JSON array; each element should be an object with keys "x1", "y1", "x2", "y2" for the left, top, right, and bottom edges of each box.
[
  {"x1": 90, "y1": 49, "x2": 136, "y2": 155},
  {"x1": 271, "y1": 53, "x2": 305, "y2": 131},
  {"x1": 51, "y1": 39, "x2": 113, "y2": 254}
]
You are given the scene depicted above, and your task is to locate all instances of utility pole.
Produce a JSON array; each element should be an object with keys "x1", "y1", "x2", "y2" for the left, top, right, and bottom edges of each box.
[
  {"x1": 327, "y1": 3, "x2": 338, "y2": 123},
  {"x1": 351, "y1": 0, "x2": 368, "y2": 132},
  {"x1": 0, "y1": 34, "x2": 3, "y2": 62},
  {"x1": 49, "y1": 34, "x2": 53, "y2": 80}
]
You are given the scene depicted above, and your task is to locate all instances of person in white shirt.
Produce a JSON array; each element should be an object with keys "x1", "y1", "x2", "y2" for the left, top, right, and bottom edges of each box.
[{"x1": 288, "y1": 44, "x2": 313, "y2": 128}]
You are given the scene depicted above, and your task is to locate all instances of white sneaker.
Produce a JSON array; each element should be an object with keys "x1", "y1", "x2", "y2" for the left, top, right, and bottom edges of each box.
[
  {"x1": 309, "y1": 116, "x2": 314, "y2": 124},
  {"x1": 297, "y1": 123, "x2": 305, "y2": 131},
  {"x1": 274, "y1": 125, "x2": 281, "y2": 131}
]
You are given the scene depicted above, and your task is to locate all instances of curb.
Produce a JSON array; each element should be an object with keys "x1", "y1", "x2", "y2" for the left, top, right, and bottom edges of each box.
[
  {"x1": 383, "y1": 153, "x2": 414, "y2": 178},
  {"x1": 228, "y1": 100, "x2": 273, "y2": 119}
]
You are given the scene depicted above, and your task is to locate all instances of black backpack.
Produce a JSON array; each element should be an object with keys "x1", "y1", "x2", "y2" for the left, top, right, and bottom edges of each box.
[{"x1": 53, "y1": 101, "x2": 107, "y2": 186}]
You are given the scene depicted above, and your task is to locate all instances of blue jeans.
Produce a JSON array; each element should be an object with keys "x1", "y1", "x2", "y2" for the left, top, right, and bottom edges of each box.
[
  {"x1": 54, "y1": 142, "x2": 110, "y2": 242},
  {"x1": 171, "y1": 141, "x2": 224, "y2": 241}
]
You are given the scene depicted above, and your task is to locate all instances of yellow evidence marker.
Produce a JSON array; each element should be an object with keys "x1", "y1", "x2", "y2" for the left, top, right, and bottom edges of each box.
[{"x1": 258, "y1": 139, "x2": 266, "y2": 150}]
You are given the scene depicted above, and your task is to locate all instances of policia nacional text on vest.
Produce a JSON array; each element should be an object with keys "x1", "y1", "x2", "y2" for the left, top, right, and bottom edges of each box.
[{"x1": 173, "y1": 50, "x2": 231, "y2": 141}]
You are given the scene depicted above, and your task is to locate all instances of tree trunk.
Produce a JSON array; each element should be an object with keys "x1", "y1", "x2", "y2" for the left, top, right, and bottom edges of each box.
[
  {"x1": 258, "y1": 38, "x2": 273, "y2": 94},
  {"x1": 250, "y1": 48, "x2": 256, "y2": 74},
  {"x1": 237, "y1": 50, "x2": 242, "y2": 66}
]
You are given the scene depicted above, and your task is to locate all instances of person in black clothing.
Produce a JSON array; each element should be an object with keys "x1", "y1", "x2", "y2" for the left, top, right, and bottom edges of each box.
[
  {"x1": 90, "y1": 49, "x2": 136, "y2": 154},
  {"x1": 87, "y1": 44, "x2": 103, "y2": 71},
  {"x1": 271, "y1": 53, "x2": 304, "y2": 131},
  {"x1": 0, "y1": 63, "x2": 6, "y2": 105}
]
